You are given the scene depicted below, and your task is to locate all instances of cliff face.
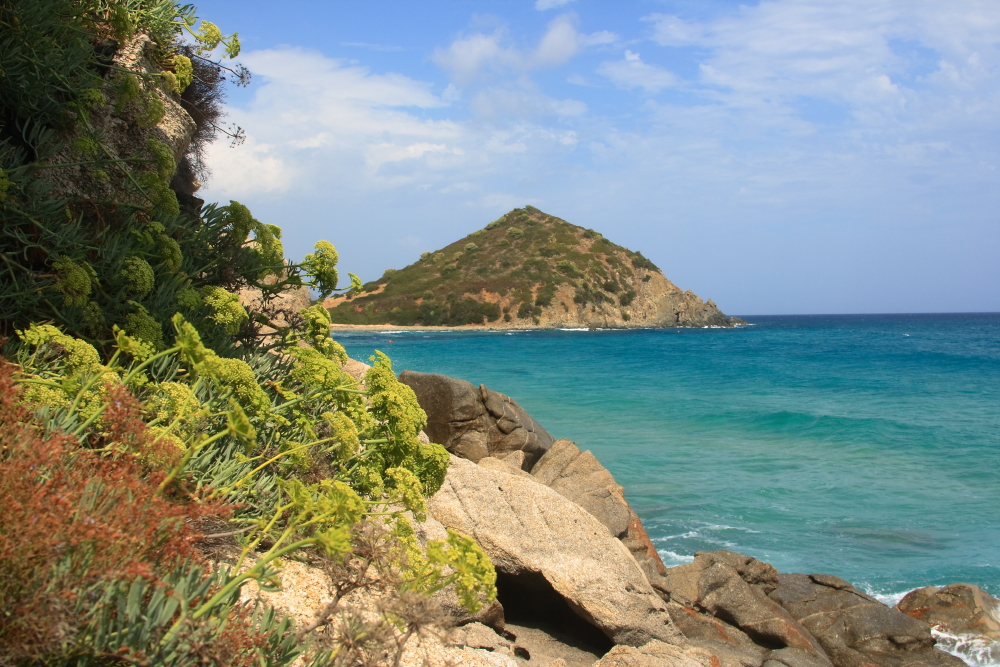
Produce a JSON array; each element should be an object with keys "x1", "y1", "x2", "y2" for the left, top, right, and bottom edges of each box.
[
  {"x1": 492, "y1": 258, "x2": 734, "y2": 330},
  {"x1": 326, "y1": 206, "x2": 742, "y2": 329}
]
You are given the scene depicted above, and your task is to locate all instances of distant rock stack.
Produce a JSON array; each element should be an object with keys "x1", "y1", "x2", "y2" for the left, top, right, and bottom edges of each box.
[{"x1": 326, "y1": 206, "x2": 746, "y2": 329}]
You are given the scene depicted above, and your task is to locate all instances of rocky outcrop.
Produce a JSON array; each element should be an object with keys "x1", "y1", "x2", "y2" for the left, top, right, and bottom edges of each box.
[
  {"x1": 428, "y1": 455, "x2": 682, "y2": 648},
  {"x1": 238, "y1": 273, "x2": 313, "y2": 336},
  {"x1": 897, "y1": 583, "x2": 1000, "y2": 641},
  {"x1": 656, "y1": 552, "x2": 831, "y2": 665},
  {"x1": 531, "y1": 439, "x2": 667, "y2": 582},
  {"x1": 591, "y1": 640, "x2": 715, "y2": 667},
  {"x1": 398, "y1": 371, "x2": 555, "y2": 466},
  {"x1": 44, "y1": 34, "x2": 197, "y2": 203},
  {"x1": 404, "y1": 372, "x2": 970, "y2": 667},
  {"x1": 768, "y1": 574, "x2": 965, "y2": 667}
]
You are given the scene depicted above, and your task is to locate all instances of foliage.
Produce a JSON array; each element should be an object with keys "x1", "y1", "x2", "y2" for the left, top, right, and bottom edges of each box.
[
  {"x1": 0, "y1": 0, "x2": 345, "y2": 354},
  {"x1": 328, "y1": 206, "x2": 661, "y2": 326},
  {"x1": 0, "y1": 1, "x2": 497, "y2": 664},
  {"x1": 2, "y1": 313, "x2": 496, "y2": 665}
]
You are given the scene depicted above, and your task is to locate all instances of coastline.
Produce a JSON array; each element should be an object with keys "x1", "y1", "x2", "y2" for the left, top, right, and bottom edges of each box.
[{"x1": 329, "y1": 322, "x2": 748, "y2": 333}]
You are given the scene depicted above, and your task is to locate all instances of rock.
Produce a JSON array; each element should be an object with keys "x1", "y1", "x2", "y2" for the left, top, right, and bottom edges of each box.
[
  {"x1": 768, "y1": 573, "x2": 966, "y2": 667},
  {"x1": 665, "y1": 602, "x2": 765, "y2": 656},
  {"x1": 238, "y1": 277, "x2": 313, "y2": 334},
  {"x1": 450, "y1": 622, "x2": 517, "y2": 656},
  {"x1": 658, "y1": 553, "x2": 830, "y2": 664},
  {"x1": 591, "y1": 638, "x2": 760, "y2": 667},
  {"x1": 762, "y1": 647, "x2": 835, "y2": 667},
  {"x1": 412, "y1": 511, "x2": 507, "y2": 632},
  {"x1": 531, "y1": 439, "x2": 668, "y2": 583},
  {"x1": 896, "y1": 583, "x2": 1000, "y2": 640},
  {"x1": 531, "y1": 439, "x2": 632, "y2": 537},
  {"x1": 479, "y1": 456, "x2": 532, "y2": 478},
  {"x1": 398, "y1": 372, "x2": 554, "y2": 466},
  {"x1": 427, "y1": 456, "x2": 682, "y2": 647}
]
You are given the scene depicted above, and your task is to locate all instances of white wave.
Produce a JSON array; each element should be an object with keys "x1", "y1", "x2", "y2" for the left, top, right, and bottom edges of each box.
[
  {"x1": 658, "y1": 550, "x2": 695, "y2": 566},
  {"x1": 558, "y1": 328, "x2": 590, "y2": 331},
  {"x1": 701, "y1": 523, "x2": 762, "y2": 534},
  {"x1": 857, "y1": 584, "x2": 913, "y2": 607},
  {"x1": 932, "y1": 627, "x2": 1000, "y2": 667},
  {"x1": 654, "y1": 531, "x2": 703, "y2": 541}
]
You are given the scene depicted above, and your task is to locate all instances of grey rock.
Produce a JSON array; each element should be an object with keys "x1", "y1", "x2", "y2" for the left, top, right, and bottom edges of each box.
[
  {"x1": 763, "y1": 647, "x2": 836, "y2": 667},
  {"x1": 398, "y1": 372, "x2": 554, "y2": 466},
  {"x1": 658, "y1": 553, "x2": 829, "y2": 665},
  {"x1": 592, "y1": 639, "x2": 762, "y2": 667},
  {"x1": 428, "y1": 456, "x2": 681, "y2": 647},
  {"x1": 531, "y1": 439, "x2": 668, "y2": 582},
  {"x1": 769, "y1": 573, "x2": 966, "y2": 667},
  {"x1": 896, "y1": 583, "x2": 1000, "y2": 640},
  {"x1": 451, "y1": 622, "x2": 517, "y2": 657},
  {"x1": 665, "y1": 602, "x2": 765, "y2": 657}
]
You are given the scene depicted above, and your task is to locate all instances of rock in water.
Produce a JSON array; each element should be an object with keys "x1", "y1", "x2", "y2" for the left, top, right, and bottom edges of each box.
[
  {"x1": 657, "y1": 552, "x2": 830, "y2": 665},
  {"x1": 897, "y1": 583, "x2": 1000, "y2": 641},
  {"x1": 768, "y1": 573, "x2": 966, "y2": 667},
  {"x1": 428, "y1": 456, "x2": 681, "y2": 647},
  {"x1": 398, "y1": 371, "x2": 555, "y2": 466}
]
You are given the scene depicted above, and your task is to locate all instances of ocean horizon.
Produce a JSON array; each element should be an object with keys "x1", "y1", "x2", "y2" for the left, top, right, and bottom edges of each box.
[{"x1": 336, "y1": 312, "x2": 999, "y2": 598}]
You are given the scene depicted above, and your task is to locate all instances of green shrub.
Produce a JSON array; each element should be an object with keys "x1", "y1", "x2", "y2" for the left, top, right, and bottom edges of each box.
[
  {"x1": 507, "y1": 227, "x2": 523, "y2": 239},
  {"x1": 4, "y1": 311, "x2": 498, "y2": 664}
]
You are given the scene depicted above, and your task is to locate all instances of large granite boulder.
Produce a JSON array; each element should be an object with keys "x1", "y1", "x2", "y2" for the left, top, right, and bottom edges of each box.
[
  {"x1": 591, "y1": 638, "x2": 786, "y2": 667},
  {"x1": 531, "y1": 439, "x2": 668, "y2": 582},
  {"x1": 398, "y1": 371, "x2": 554, "y2": 467},
  {"x1": 768, "y1": 573, "x2": 966, "y2": 667},
  {"x1": 657, "y1": 552, "x2": 830, "y2": 665},
  {"x1": 896, "y1": 583, "x2": 1000, "y2": 640},
  {"x1": 428, "y1": 456, "x2": 682, "y2": 647}
]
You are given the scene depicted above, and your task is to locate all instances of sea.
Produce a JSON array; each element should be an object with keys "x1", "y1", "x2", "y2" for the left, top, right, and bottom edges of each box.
[{"x1": 334, "y1": 313, "x2": 1000, "y2": 666}]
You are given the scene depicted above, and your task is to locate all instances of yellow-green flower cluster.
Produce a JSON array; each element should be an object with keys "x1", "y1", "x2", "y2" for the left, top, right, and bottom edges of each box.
[
  {"x1": 173, "y1": 314, "x2": 271, "y2": 424},
  {"x1": 201, "y1": 286, "x2": 248, "y2": 335},
  {"x1": 220, "y1": 201, "x2": 284, "y2": 278},
  {"x1": 147, "y1": 381, "x2": 203, "y2": 440},
  {"x1": 125, "y1": 311, "x2": 164, "y2": 350},
  {"x1": 120, "y1": 257, "x2": 155, "y2": 296},
  {"x1": 170, "y1": 54, "x2": 193, "y2": 93},
  {"x1": 15, "y1": 324, "x2": 117, "y2": 418},
  {"x1": 52, "y1": 256, "x2": 97, "y2": 307},
  {"x1": 302, "y1": 241, "x2": 339, "y2": 299}
]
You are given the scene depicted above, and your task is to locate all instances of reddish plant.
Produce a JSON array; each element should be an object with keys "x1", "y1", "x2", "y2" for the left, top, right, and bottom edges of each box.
[
  {"x1": 0, "y1": 362, "x2": 226, "y2": 663},
  {"x1": 99, "y1": 382, "x2": 183, "y2": 471}
]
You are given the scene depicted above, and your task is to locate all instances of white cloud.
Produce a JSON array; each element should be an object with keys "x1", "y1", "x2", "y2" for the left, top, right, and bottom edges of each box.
[
  {"x1": 432, "y1": 14, "x2": 618, "y2": 84},
  {"x1": 470, "y1": 85, "x2": 586, "y2": 119},
  {"x1": 597, "y1": 51, "x2": 678, "y2": 92},
  {"x1": 535, "y1": 0, "x2": 576, "y2": 10},
  {"x1": 643, "y1": 1, "x2": 1000, "y2": 125},
  {"x1": 204, "y1": 137, "x2": 294, "y2": 198}
]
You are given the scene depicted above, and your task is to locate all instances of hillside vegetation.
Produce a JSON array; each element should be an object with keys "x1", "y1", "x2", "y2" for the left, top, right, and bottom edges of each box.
[
  {"x1": 0, "y1": 2, "x2": 494, "y2": 665},
  {"x1": 326, "y1": 206, "x2": 738, "y2": 328}
]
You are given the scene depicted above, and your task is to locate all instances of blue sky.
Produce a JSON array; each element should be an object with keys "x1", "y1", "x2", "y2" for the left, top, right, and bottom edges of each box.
[{"x1": 192, "y1": 0, "x2": 1000, "y2": 315}]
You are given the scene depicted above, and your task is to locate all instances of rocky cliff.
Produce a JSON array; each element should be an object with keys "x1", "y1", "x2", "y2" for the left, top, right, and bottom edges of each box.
[{"x1": 325, "y1": 206, "x2": 743, "y2": 329}]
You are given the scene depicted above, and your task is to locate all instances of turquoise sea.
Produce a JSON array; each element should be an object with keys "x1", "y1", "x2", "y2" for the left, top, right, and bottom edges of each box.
[{"x1": 336, "y1": 314, "x2": 1000, "y2": 606}]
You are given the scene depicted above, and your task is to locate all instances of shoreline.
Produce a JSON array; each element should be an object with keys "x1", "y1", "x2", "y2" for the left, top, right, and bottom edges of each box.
[{"x1": 329, "y1": 322, "x2": 747, "y2": 333}]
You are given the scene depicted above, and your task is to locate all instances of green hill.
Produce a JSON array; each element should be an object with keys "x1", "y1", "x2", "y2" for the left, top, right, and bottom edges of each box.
[{"x1": 326, "y1": 206, "x2": 738, "y2": 328}]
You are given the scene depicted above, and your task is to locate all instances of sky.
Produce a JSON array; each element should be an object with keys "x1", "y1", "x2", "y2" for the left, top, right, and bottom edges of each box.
[{"x1": 191, "y1": 0, "x2": 1000, "y2": 315}]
